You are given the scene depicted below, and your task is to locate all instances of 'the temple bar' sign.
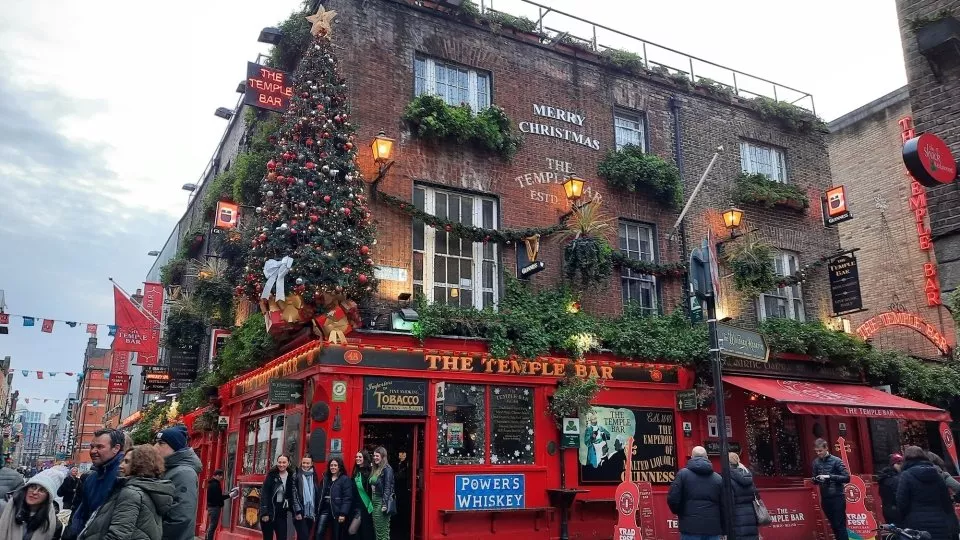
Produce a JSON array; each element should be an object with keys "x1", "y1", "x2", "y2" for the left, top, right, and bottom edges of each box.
[{"x1": 245, "y1": 62, "x2": 293, "y2": 112}]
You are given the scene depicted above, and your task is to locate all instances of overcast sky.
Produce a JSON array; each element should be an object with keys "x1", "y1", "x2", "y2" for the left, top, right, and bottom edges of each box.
[{"x1": 0, "y1": 0, "x2": 905, "y2": 418}]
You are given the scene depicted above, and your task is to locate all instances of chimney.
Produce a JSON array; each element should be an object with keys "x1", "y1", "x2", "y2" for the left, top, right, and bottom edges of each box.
[{"x1": 132, "y1": 288, "x2": 144, "y2": 307}]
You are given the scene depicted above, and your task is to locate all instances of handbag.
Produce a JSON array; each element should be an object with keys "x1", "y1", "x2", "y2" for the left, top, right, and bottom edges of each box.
[
  {"x1": 753, "y1": 494, "x2": 772, "y2": 526},
  {"x1": 386, "y1": 494, "x2": 397, "y2": 516}
]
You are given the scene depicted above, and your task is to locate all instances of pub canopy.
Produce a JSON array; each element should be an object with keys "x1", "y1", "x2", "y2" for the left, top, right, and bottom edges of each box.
[{"x1": 723, "y1": 376, "x2": 950, "y2": 422}]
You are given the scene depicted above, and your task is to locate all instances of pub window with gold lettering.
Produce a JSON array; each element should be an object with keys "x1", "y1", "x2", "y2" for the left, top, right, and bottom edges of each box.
[{"x1": 436, "y1": 384, "x2": 486, "y2": 465}]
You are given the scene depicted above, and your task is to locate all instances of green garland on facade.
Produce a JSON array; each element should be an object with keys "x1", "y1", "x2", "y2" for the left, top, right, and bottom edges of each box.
[
  {"x1": 610, "y1": 251, "x2": 687, "y2": 277},
  {"x1": 377, "y1": 191, "x2": 567, "y2": 244}
]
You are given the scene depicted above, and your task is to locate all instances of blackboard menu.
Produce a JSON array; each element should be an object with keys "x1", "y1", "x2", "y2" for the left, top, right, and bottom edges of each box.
[
  {"x1": 630, "y1": 408, "x2": 677, "y2": 484},
  {"x1": 169, "y1": 346, "x2": 199, "y2": 381},
  {"x1": 490, "y1": 386, "x2": 534, "y2": 465},
  {"x1": 869, "y1": 419, "x2": 901, "y2": 470}
]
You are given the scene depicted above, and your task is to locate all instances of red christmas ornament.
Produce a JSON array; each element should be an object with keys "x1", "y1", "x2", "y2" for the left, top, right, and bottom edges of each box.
[
  {"x1": 310, "y1": 215, "x2": 319, "y2": 222},
  {"x1": 306, "y1": 138, "x2": 315, "y2": 146},
  {"x1": 301, "y1": 91, "x2": 309, "y2": 98},
  {"x1": 290, "y1": 229, "x2": 297, "y2": 235},
  {"x1": 360, "y1": 245, "x2": 370, "y2": 255},
  {"x1": 342, "y1": 267, "x2": 352, "y2": 274},
  {"x1": 445, "y1": 224, "x2": 453, "y2": 232},
  {"x1": 305, "y1": 162, "x2": 316, "y2": 170},
  {"x1": 323, "y1": 195, "x2": 331, "y2": 203},
  {"x1": 276, "y1": 175, "x2": 285, "y2": 183},
  {"x1": 245, "y1": 273, "x2": 255, "y2": 282},
  {"x1": 235, "y1": 286, "x2": 244, "y2": 296},
  {"x1": 258, "y1": 233, "x2": 267, "y2": 241},
  {"x1": 308, "y1": 182, "x2": 315, "y2": 187},
  {"x1": 342, "y1": 208, "x2": 351, "y2": 215},
  {"x1": 291, "y1": 219, "x2": 298, "y2": 226},
  {"x1": 316, "y1": 104, "x2": 325, "y2": 111},
  {"x1": 364, "y1": 258, "x2": 373, "y2": 266},
  {"x1": 322, "y1": 132, "x2": 331, "y2": 139},
  {"x1": 266, "y1": 160, "x2": 277, "y2": 171},
  {"x1": 344, "y1": 142, "x2": 354, "y2": 150},
  {"x1": 358, "y1": 274, "x2": 368, "y2": 284},
  {"x1": 320, "y1": 152, "x2": 329, "y2": 159}
]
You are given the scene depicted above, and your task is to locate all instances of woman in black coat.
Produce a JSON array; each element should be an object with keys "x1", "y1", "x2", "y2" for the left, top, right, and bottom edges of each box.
[
  {"x1": 728, "y1": 453, "x2": 759, "y2": 540},
  {"x1": 259, "y1": 455, "x2": 295, "y2": 540},
  {"x1": 349, "y1": 450, "x2": 375, "y2": 540},
  {"x1": 896, "y1": 446, "x2": 958, "y2": 540},
  {"x1": 317, "y1": 456, "x2": 353, "y2": 540}
]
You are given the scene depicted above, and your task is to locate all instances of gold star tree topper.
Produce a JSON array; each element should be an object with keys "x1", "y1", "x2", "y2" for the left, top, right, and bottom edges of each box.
[{"x1": 306, "y1": 5, "x2": 337, "y2": 36}]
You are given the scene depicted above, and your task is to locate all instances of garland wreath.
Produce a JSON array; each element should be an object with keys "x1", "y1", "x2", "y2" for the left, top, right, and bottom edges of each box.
[{"x1": 378, "y1": 190, "x2": 688, "y2": 278}]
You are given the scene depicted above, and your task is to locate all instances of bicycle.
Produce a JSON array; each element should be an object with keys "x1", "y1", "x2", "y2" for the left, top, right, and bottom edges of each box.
[{"x1": 876, "y1": 523, "x2": 932, "y2": 540}]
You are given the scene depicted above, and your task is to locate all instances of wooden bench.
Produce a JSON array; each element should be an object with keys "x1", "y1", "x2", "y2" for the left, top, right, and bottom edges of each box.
[{"x1": 439, "y1": 507, "x2": 553, "y2": 535}]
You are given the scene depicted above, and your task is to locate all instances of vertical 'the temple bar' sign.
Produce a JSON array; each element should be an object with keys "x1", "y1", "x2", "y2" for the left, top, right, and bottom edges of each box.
[{"x1": 245, "y1": 62, "x2": 293, "y2": 112}]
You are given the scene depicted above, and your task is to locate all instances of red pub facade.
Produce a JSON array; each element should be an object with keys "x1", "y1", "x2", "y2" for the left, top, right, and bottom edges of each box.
[{"x1": 176, "y1": 0, "x2": 955, "y2": 539}]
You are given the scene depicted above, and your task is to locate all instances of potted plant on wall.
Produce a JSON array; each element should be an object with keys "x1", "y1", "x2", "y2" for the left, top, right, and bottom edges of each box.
[
  {"x1": 732, "y1": 173, "x2": 810, "y2": 213},
  {"x1": 560, "y1": 200, "x2": 613, "y2": 289},
  {"x1": 725, "y1": 236, "x2": 777, "y2": 298},
  {"x1": 597, "y1": 145, "x2": 683, "y2": 209}
]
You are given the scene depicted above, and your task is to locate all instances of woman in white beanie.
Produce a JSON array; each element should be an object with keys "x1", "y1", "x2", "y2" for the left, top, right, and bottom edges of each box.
[{"x1": 0, "y1": 467, "x2": 65, "y2": 539}]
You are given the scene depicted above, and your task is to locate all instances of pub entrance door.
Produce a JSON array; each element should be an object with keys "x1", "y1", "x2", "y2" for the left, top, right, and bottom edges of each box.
[{"x1": 361, "y1": 421, "x2": 425, "y2": 540}]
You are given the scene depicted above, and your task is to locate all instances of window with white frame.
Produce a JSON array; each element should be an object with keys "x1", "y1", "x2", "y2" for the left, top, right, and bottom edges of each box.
[
  {"x1": 758, "y1": 251, "x2": 805, "y2": 321},
  {"x1": 619, "y1": 221, "x2": 657, "y2": 314},
  {"x1": 740, "y1": 141, "x2": 787, "y2": 183},
  {"x1": 415, "y1": 56, "x2": 491, "y2": 112},
  {"x1": 413, "y1": 185, "x2": 499, "y2": 309},
  {"x1": 614, "y1": 110, "x2": 646, "y2": 151}
]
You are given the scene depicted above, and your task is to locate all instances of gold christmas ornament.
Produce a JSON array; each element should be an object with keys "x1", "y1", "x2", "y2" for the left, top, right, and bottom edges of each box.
[{"x1": 306, "y1": 5, "x2": 337, "y2": 36}]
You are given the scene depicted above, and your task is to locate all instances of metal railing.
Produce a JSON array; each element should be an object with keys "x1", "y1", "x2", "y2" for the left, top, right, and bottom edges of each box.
[{"x1": 478, "y1": 0, "x2": 816, "y2": 114}]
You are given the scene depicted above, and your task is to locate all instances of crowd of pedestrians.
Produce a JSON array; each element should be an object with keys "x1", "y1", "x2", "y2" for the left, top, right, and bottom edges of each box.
[{"x1": 668, "y1": 439, "x2": 960, "y2": 540}]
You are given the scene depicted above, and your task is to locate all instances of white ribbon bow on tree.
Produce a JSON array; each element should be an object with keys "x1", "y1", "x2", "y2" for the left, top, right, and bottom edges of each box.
[{"x1": 261, "y1": 256, "x2": 294, "y2": 301}]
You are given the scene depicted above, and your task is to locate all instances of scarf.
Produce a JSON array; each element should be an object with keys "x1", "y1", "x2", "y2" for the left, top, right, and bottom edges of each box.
[
  {"x1": 300, "y1": 471, "x2": 316, "y2": 520},
  {"x1": 354, "y1": 473, "x2": 373, "y2": 514},
  {"x1": 0, "y1": 496, "x2": 57, "y2": 540}
]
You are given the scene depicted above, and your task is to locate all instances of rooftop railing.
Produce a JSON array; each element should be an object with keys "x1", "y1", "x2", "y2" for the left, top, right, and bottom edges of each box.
[{"x1": 475, "y1": 0, "x2": 816, "y2": 114}]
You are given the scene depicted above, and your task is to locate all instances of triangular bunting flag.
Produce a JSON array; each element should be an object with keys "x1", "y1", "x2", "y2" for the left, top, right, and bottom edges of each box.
[
  {"x1": 43, "y1": 399, "x2": 47, "y2": 403},
  {"x1": 41, "y1": 319, "x2": 53, "y2": 333},
  {"x1": 49, "y1": 372, "x2": 57, "y2": 377},
  {"x1": 22, "y1": 317, "x2": 34, "y2": 327},
  {"x1": 66, "y1": 321, "x2": 77, "y2": 328},
  {"x1": 36, "y1": 372, "x2": 43, "y2": 379},
  {"x1": 23, "y1": 399, "x2": 28, "y2": 404},
  {"x1": 86, "y1": 324, "x2": 97, "y2": 334},
  {"x1": 64, "y1": 372, "x2": 74, "y2": 376},
  {"x1": 108, "y1": 325, "x2": 117, "y2": 336},
  {"x1": 20, "y1": 370, "x2": 27, "y2": 377},
  {"x1": 0, "y1": 314, "x2": 8, "y2": 325}
]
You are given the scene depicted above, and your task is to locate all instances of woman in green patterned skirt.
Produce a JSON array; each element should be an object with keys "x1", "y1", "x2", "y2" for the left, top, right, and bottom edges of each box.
[{"x1": 369, "y1": 447, "x2": 394, "y2": 540}]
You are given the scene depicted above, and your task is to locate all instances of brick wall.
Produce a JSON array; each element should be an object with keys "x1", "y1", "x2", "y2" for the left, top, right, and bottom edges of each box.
[
  {"x1": 829, "y1": 87, "x2": 955, "y2": 357},
  {"x1": 326, "y1": 0, "x2": 837, "y2": 327},
  {"x1": 896, "y1": 0, "x2": 960, "y2": 294}
]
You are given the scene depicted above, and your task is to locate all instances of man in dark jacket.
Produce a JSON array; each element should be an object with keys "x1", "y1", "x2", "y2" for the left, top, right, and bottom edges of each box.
[
  {"x1": 896, "y1": 445, "x2": 958, "y2": 540},
  {"x1": 0, "y1": 458, "x2": 24, "y2": 496},
  {"x1": 667, "y1": 446, "x2": 724, "y2": 540},
  {"x1": 155, "y1": 425, "x2": 203, "y2": 540},
  {"x1": 876, "y1": 453, "x2": 903, "y2": 525},
  {"x1": 65, "y1": 428, "x2": 125, "y2": 540},
  {"x1": 812, "y1": 438, "x2": 850, "y2": 540},
  {"x1": 58, "y1": 466, "x2": 81, "y2": 511},
  {"x1": 206, "y1": 469, "x2": 236, "y2": 540}
]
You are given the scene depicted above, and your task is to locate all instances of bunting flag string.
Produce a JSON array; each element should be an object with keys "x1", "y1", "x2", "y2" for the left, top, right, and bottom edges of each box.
[
  {"x1": 0, "y1": 312, "x2": 134, "y2": 336},
  {"x1": 21, "y1": 398, "x2": 64, "y2": 404},
  {"x1": 9, "y1": 369, "x2": 78, "y2": 379}
]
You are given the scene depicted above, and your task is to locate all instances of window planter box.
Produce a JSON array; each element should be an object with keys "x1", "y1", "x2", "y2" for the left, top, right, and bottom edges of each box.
[{"x1": 916, "y1": 15, "x2": 960, "y2": 57}]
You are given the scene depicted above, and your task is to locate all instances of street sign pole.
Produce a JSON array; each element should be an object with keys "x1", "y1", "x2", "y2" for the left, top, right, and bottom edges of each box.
[{"x1": 705, "y1": 292, "x2": 736, "y2": 540}]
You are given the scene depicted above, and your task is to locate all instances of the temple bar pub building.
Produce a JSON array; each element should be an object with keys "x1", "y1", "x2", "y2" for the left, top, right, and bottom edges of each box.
[{"x1": 184, "y1": 1, "x2": 953, "y2": 539}]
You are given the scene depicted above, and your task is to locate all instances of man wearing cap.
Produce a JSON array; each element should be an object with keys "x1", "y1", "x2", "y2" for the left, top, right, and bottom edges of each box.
[
  {"x1": 64, "y1": 429, "x2": 124, "y2": 540},
  {"x1": 877, "y1": 453, "x2": 904, "y2": 524},
  {"x1": 155, "y1": 425, "x2": 202, "y2": 540},
  {"x1": 206, "y1": 469, "x2": 237, "y2": 540}
]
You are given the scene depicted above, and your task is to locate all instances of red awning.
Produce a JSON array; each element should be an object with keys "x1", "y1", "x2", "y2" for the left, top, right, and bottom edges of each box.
[{"x1": 723, "y1": 376, "x2": 950, "y2": 422}]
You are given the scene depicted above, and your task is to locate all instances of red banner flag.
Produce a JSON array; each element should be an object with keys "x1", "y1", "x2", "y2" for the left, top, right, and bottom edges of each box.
[
  {"x1": 113, "y1": 285, "x2": 154, "y2": 353},
  {"x1": 107, "y1": 373, "x2": 129, "y2": 395},
  {"x1": 0, "y1": 314, "x2": 8, "y2": 325},
  {"x1": 941, "y1": 422, "x2": 959, "y2": 473},
  {"x1": 135, "y1": 283, "x2": 164, "y2": 366},
  {"x1": 110, "y1": 351, "x2": 129, "y2": 375},
  {"x1": 86, "y1": 323, "x2": 97, "y2": 334},
  {"x1": 41, "y1": 319, "x2": 53, "y2": 333}
]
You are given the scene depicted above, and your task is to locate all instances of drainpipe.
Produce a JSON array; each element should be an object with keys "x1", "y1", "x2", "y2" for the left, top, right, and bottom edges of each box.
[{"x1": 669, "y1": 96, "x2": 692, "y2": 318}]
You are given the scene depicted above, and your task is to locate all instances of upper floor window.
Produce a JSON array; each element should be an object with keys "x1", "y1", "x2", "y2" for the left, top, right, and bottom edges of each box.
[
  {"x1": 415, "y1": 56, "x2": 491, "y2": 112},
  {"x1": 615, "y1": 110, "x2": 646, "y2": 151},
  {"x1": 619, "y1": 221, "x2": 657, "y2": 314},
  {"x1": 413, "y1": 185, "x2": 499, "y2": 309},
  {"x1": 758, "y1": 251, "x2": 804, "y2": 321},
  {"x1": 740, "y1": 141, "x2": 786, "y2": 183}
]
